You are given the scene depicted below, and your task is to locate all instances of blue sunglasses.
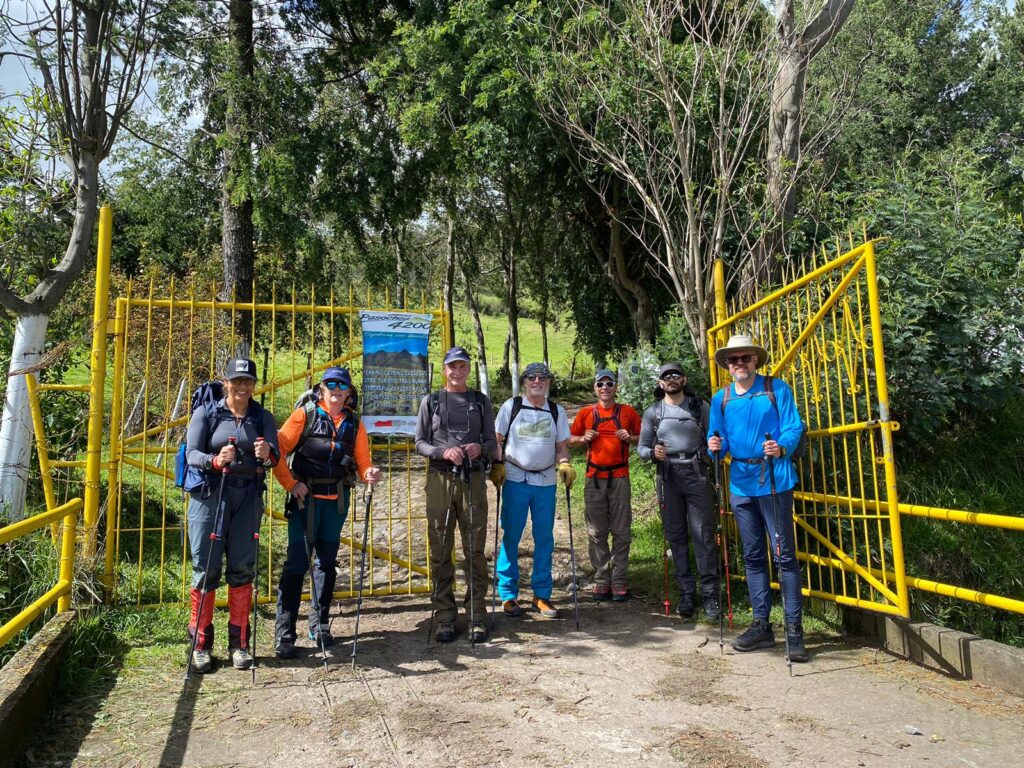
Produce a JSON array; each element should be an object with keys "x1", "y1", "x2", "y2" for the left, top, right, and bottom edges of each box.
[{"x1": 323, "y1": 380, "x2": 350, "y2": 391}]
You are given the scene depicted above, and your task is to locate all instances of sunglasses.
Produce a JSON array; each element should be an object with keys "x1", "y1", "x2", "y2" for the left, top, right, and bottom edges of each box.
[
  {"x1": 525, "y1": 374, "x2": 549, "y2": 382},
  {"x1": 726, "y1": 354, "x2": 755, "y2": 365},
  {"x1": 660, "y1": 372, "x2": 683, "y2": 381},
  {"x1": 595, "y1": 381, "x2": 616, "y2": 388},
  {"x1": 323, "y1": 380, "x2": 350, "y2": 390}
]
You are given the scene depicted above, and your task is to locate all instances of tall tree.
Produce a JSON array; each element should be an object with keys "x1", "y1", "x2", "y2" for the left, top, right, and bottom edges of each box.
[{"x1": 0, "y1": 1, "x2": 164, "y2": 516}]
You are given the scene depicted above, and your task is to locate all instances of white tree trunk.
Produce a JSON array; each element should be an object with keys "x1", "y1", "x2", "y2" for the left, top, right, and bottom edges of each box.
[
  {"x1": 0, "y1": 314, "x2": 51, "y2": 519},
  {"x1": 478, "y1": 362, "x2": 490, "y2": 398}
]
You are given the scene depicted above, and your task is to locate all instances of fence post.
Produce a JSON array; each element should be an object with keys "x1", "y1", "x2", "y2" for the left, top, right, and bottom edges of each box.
[
  {"x1": 103, "y1": 297, "x2": 127, "y2": 600},
  {"x1": 864, "y1": 240, "x2": 911, "y2": 617},
  {"x1": 84, "y1": 205, "x2": 113, "y2": 557}
]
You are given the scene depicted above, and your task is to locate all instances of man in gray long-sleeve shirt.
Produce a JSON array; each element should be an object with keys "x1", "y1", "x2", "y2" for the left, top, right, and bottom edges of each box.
[
  {"x1": 414, "y1": 346, "x2": 498, "y2": 644},
  {"x1": 637, "y1": 361, "x2": 720, "y2": 622}
]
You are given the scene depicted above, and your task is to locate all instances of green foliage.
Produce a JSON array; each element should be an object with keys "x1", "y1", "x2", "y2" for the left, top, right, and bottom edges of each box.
[{"x1": 844, "y1": 149, "x2": 1024, "y2": 442}]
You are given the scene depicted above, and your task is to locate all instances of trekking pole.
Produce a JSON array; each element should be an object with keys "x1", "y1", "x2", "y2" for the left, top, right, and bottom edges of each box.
[
  {"x1": 351, "y1": 485, "x2": 373, "y2": 668},
  {"x1": 463, "y1": 456, "x2": 478, "y2": 648},
  {"x1": 302, "y1": 494, "x2": 329, "y2": 669},
  {"x1": 765, "y1": 432, "x2": 793, "y2": 677},
  {"x1": 252, "y1": 366, "x2": 268, "y2": 683},
  {"x1": 656, "y1": 441, "x2": 670, "y2": 617},
  {"x1": 490, "y1": 484, "x2": 501, "y2": 633},
  {"x1": 427, "y1": 471, "x2": 460, "y2": 644},
  {"x1": 564, "y1": 486, "x2": 581, "y2": 631},
  {"x1": 712, "y1": 430, "x2": 733, "y2": 653},
  {"x1": 184, "y1": 446, "x2": 231, "y2": 681}
]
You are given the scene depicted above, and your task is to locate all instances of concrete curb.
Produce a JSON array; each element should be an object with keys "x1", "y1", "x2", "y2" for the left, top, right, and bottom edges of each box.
[
  {"x1": 0, "y1": 612, "x2": 77, "y2": 768},
  {"x1": 845, "y1": 607, "x2": 1024, "y2": 698}
]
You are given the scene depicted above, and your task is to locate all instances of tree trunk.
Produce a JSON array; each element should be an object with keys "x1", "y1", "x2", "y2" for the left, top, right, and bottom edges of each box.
[
  {"x1": 443, "y1": 215, "x2": 457, "y2": 346},
  {"x1": 221, "y1": 0, "x2": 256, "y2": 352},
  {"x1": 506, "y1": 249, "x2": 521, "y2": 397},
  {"x1": 0, "y1": 314, "x2": 50, "y2": 517},
  {"x1": 395, "y1": 237, "x2": 406, "y2": 309},
  {"x1": 460, "y1": 259, "x2": 489, "y2": 397}
]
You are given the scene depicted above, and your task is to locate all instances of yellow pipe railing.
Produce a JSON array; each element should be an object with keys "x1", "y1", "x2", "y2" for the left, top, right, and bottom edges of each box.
[{"x1": 0, "y1": 498, "x2": 81, "y2": 647}]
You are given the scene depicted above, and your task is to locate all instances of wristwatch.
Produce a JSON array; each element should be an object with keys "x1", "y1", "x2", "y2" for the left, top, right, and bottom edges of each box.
[{"x1": 204, "y1": 454, "x2": 214, "y2": 470}]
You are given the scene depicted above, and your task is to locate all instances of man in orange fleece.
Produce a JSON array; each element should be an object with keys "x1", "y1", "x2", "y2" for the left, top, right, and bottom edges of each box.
[{"x1": 272, "y1": 367, "x2": 380, "y2": 658}]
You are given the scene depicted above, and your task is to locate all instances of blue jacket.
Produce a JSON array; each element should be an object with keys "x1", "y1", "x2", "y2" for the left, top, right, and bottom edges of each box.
[{"x1": 707, "y1": 374, "x2": 803, "y2": 496}]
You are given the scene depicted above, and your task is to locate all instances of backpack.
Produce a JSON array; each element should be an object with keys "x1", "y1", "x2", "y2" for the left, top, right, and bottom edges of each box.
[
  {"x1": 174, "y1": 381, "x2": 265, "y2": 492},
  {"x1": 507, "y1": 395, "x2": 560, "y2": 430},
  {"x1": 720, "y1": 375, "x2": 808, "y2": 460},
  {"x1": 288, "y1": 388, "x2": 360, "y2": 485},
  {"x1": 429, "y1": 388, "x2": 482, "y2": 441},
  {"x1": 651, "y1": 396, "x2": 708, "y2": 458},
  {"x1": 585, "y1": 403, "x2": 628, "y2": 476}
]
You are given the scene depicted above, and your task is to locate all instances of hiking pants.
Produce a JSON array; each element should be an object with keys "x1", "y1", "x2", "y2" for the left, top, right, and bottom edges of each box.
[
  {"x1": 188, "y1": 478, "x2": 262, "y2": 591},
  {"x1": 731, "y1": 490, "x2": 803, "y2": 624},
  {"x1": 426, "y1": 469, "x2": 489, "y2": 624},
  {"x1": 275, "y1": 491, "x2": 350, "y2": 644},
  {"x1": 657, "y1": 460, "x2": 719, "y2": 599},
  {"x1": 497, "y1": 480, "x2": 556, "y2": 602},
  {"x1": 584, "y1": 477, "x2": 632, "y2": 589}
]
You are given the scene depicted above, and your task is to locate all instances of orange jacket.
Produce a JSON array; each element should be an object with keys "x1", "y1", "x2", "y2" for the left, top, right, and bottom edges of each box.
[{"x1": 272, "y1": 403, "x2": 373, "y2": 499}]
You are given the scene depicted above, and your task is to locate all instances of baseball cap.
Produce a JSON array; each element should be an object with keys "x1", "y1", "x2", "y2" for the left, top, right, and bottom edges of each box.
[
  {"x1": 658, "y1": 362, "x2": 685, "y2": 378},
  {"x1": 225, "y1": 357, "x2": 257, "y2": 381},
  {"x1": 443, "y1": 346, "x2": 471, "y2": 365},
  {"x1": 320, "y1": 366, "x2": 353, "y2": 387},
  {"x1": 594, "y1": 369, "x2": 617, "y2": 383}
]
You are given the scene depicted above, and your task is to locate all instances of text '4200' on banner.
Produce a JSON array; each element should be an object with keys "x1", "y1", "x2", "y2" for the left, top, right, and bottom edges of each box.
[{"x1": 359, "y1": 311, "x2": 431, "y2": 437}]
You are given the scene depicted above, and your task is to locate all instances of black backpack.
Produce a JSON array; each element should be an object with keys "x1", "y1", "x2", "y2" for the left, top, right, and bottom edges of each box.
[
  {"x1": 507, "y1": 395, "x2": 560, "y2": 429},
  {"x1": 720, "y1": 376, "x2": 808, "y2": 459}
]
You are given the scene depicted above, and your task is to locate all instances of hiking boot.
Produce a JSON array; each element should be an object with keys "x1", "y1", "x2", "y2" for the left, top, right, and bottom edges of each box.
[
  {"x1": 191, "y1": 649, "x2": 213, "y2": 674},
  {"x1": 275, "y1": 642, "x2": 297, "y2": 660},
  {"x1": 309, "y1": 629, "x2": 335, "y2": 648},
  {"x1": 785, "y1": 622, "x2": 809, "y2": 663},
  {"x1": 470, "y1": 621, "x2": 489, "y2": 643},
  {"x1": 611, "y1": 586, "x2": 629, "y2": 603},
  {"x1": 703, "y1": 598, "x2": 721, "y2": 623},
  {"x1": 502, "y1": 599, "x2": 524, "y2": 617},
  {"x1": 435, "y1": 620, "x2": 456, "y2": 643},
  {"x1": 677, "y1": 594, "x2": 696, "y2": 619},
  {"x1": 731, "y1": 619, "x2": 775, "y2": 652},
  {"x1": 532, "y1": 597, "x2": 559, "y2": 619},
  {"x1": 231, "y1": 648, "x2": 253, "y2": 670},
  {"x1": 593, "y1": 584, "x2": 612, "y2": 602}
]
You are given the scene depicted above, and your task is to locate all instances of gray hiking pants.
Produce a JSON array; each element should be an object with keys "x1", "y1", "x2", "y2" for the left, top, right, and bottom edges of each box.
[
  {"x1": 584, "y1": 477, "x2": 633, "y2": 589},
  {"x1": 188, "y1": 477, "x2": 263, "y2": 591}
]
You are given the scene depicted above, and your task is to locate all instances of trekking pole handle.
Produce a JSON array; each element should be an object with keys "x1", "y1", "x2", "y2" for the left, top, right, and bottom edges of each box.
[{"x1": 227, "y1": 435, "x2": 238, "y2": 470}]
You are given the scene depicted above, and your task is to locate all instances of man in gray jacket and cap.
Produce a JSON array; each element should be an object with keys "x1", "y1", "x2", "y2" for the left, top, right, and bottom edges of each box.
[{"x1": 637, "y1": 362, "x2": 720, "y2": 622}]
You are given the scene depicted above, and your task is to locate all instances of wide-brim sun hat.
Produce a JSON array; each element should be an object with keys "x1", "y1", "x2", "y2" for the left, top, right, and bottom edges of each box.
[
  {"x1": 713, "y1": 334, "x2": 768, "y2": 369},
  {"x1": 522, "y1": 362, "x2": 553, "y2": 381}
]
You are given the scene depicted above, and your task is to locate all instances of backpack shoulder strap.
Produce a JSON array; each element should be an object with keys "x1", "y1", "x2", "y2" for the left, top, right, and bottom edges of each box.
[
  {"x1": 548, "y1": 399, "x2": 559, "y2": 427},
  {"x1": 508, "y1": 395, "x2": 524, "y2": 428},
  {"x1": 654, "y1": 398, "x2": 664, "y2": 429},
  {"x1": 720, "y1": 384, "x2": 732, "y2": 416},
  {"x1": 299, "y1": 398, "x2": 318, "y2": 444},
  {"x1": 612, "y1": 404, "x2": 622, "y2": 430},
  {"x1": 763, "y1": 375, "x2": 779, "y2": 413}
]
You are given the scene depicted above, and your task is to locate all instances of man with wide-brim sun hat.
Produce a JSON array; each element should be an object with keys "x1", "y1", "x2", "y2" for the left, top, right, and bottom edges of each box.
[{"x1": 707, "y1": 334, "x2": 808, "y2": 663}]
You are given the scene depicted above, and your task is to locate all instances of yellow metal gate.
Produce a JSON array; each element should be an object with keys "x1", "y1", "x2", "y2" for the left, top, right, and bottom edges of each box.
[
  {"x1": 710, "y1": 239, "x2": 911, "y2": 617},
  {"x1": 102, "y1": 279, "x2": 449, "y2": 606}
]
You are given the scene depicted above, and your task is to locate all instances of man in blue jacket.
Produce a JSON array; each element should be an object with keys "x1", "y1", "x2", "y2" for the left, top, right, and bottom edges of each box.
[{"x1": 707, "y1": 335, "x2": 808, "y2": 662}]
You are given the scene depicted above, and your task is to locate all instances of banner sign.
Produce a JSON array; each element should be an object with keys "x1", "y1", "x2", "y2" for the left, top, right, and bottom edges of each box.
[{"x1": 359, "y1": 311, "x2": 432, "y2": 436}]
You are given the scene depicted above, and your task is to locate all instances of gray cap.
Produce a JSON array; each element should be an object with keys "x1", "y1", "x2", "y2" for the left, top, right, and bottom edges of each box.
[
  {"x1": 658, "y1": 361, "x2": 685, "y2": 378},
  {"x1": 594, "y1": 369, "x2": 616, "y2": 383},
  {"x1": 522, "y1": 362, "x2": 553, "y2": 380}
]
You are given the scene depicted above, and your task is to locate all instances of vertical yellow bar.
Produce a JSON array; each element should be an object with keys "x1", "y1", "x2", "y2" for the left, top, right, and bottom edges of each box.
[
  {"x1": 24, "y1": 374, "x2": 57, "y2": 523},
  {"x1": 709, "y1": 259, "x2": 727, "y2": 390},
  {"x1": 84, "y1": 205, "x2": 113, "y2": 555},
  {"x1": 56, "y1": 499, "x2": 79, "y2": 612},
  {"x1": 864, "y1": 241, "x2": 910, "y2": 616},
  {"x1": 104, "y1": 298, "x2": 127, "y2": 599}
]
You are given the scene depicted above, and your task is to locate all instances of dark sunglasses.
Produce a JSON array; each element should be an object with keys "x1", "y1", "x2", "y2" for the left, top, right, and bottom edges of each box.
[
  {"x1": 323, "y1": 380, "x2": 350, "y2": 390},
  {"x1": 525, "y1": 374, "x2": 549, "y2": 382},
  {"x1": 595, "y1": 381, "x2": 616, "y2": 388},
  {"x1": 660, "y1": 372, "x2": 683, "y2": 381},
  {"x1": 726, "y1": 354, "x2": 754, "y2": 365}
]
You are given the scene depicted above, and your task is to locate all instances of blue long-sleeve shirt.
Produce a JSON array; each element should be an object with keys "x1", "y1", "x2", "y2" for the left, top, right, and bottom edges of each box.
[{"x1": 707, "y1": 374, "x2": 803, "y2": 496}]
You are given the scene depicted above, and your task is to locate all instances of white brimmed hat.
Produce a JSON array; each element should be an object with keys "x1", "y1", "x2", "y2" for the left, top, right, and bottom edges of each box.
[{"x1": 713, "y1": 334, "x2": 768, "y2": 369}]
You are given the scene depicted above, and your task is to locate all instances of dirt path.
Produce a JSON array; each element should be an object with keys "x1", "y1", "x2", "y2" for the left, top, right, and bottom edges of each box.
[{"x1": 19, "y1": 487, "x2": 1024, "y2": 768}]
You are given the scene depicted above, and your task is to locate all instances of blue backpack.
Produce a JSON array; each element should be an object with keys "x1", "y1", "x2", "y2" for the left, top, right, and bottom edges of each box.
[{"x1": 174, "y1": 382, "x2": 227, "y2": 492}]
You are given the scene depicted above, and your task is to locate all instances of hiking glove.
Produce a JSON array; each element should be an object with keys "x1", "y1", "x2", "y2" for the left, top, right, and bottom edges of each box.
[
  {"x1": 489, "y1": 462, "x2": 505, "y2": 488},
  {"x1": 557, "y1": 461, "x2": 576, "y2": 488}
]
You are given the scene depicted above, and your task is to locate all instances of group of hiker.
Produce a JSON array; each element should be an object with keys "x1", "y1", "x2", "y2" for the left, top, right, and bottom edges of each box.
[{"x1": 183, "y1": 332, "x2": 808, "y2": 674}]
